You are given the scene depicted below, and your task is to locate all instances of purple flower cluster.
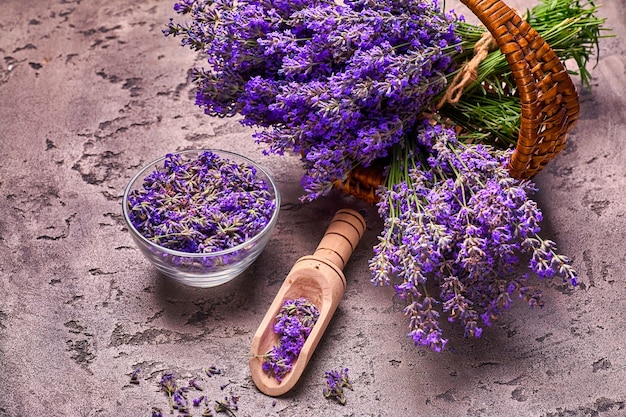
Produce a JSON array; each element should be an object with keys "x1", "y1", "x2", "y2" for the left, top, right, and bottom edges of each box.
[
  {"x1": 165, "y1": 0, "x2": 462, "y2": 200},
  {"x1": 126, "y1": 151, "x2": 275, "y2": 253},
  {"x1": 323, "y1": 367, "x2": 353, "y2": 405},
  {"x1": 262, "y1": 298, "x2": 320, "y2": 381},
  {"x1": 369, "y1": 123, "x2": 578, "y2": 351}
]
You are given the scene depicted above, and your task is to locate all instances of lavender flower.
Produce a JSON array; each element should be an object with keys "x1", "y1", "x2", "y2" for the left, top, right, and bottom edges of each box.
[
  {"x1": 205, "y1": 366, "x2": 221, "y2": 377},
  {"x1": 262, "y1": 298, "x2": 320, "y2": 381},
  {"x1": 159, "y1": 372, "x2": 178, "y2": 412},
  {"x1": 165, "y1": 0, "x2": 462, "y2": 200},
  {"x1": 189, "y1": 377, "x2": 203, "y2": 391},
  {"x1": 323, "y1": 367, "x2": 352, "y2": 405},
  {"x1": 370, "y1": 123, "x2": 578, "y2": 351},
  {"x1": 130, "y1": 367, "x2": 140, "y2": 385},
  {"x1": 214, "y1": 394, "x2": 239, "y2": 415},
  {"x1": 126, "y1": 151, "x2": 276, "y2": 253}
]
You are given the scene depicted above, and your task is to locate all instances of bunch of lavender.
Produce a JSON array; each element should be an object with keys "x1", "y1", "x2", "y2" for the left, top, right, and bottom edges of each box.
[
  {"x1": 262, "y1": 298, "x2": 320, "y2": 381},
  {"x1": 165, "y1": 0, "x2": 461, "y2": 200},
  {"x1": 323, "y1": 368, "x2": 353, "y2": 405},
  {"x1": 369, "y1": 123, "x2": 578, "y2": 351},
  {"x1": 165, "y1": 0, "x2": 606, "y2": 200},
  {"x1": 126, "y1": 151, "x2": 275, "y2": 253}
]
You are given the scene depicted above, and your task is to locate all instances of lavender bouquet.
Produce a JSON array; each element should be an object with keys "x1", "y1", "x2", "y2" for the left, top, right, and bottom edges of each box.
[
  {"x1": 166, "y1": 0, "x2": 462, "y2": 199},
  {"x1": 165, "y1": 0, "x2": 605, "y2": 349}
]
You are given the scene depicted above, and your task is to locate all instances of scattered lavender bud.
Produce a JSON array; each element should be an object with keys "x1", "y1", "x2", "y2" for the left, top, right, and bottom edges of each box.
[
  {"x1": 205, "y1": 366, "x2": 221, "y2": 377},
  {"x1": 172, "y1": 389, "x2": 190, "y2": 413},
  {"x1": 129, "y1": 368, "x2": 140, "y2": 385},
  {"x1": 214, "y1": 394, "x2": 239, "y2": 416},
  {"x1": 193, "y1": 395, "x2": 205, "y2": 407},
  {"x1": 151, "y1": 406, "x2": 164, "y2": 417},
  {"x1": 159, "y1": 372, "x2": 178, "y2": 412},
  {"x1": 189, "y1": 378, "x2": 203, "y2": 391},
  {"x1": 261, "y1": 298, "x2": 320, "y2": 381},
  {"x1": 160, "y1": 372, "x2": 177, "y2": 394},
  {"x1": 323, "y1": 368, "x2": 353, "y2": 405}
]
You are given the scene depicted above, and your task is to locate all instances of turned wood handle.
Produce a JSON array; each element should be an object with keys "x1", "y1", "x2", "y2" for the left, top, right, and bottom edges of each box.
[{"x1": 313, "y1": 209, "x2": 366, "y2": 270}]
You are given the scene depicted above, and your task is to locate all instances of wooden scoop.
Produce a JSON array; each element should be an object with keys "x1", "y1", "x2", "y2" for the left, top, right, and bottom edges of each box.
[{"x1": 249, "y1": 208, "x2": 366, "y2": 396}]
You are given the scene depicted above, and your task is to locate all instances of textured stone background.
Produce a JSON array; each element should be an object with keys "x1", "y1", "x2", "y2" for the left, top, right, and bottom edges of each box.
[{"x1": 0, "y1": 0, "x2": 624, "y2": 416}]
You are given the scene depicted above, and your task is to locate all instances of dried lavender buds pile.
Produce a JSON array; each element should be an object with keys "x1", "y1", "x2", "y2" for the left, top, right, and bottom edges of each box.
[
  {"x1": 323, "y1": 367, "x2": 353, "y2": 405},
  {"x1": 144, "y1": 364, "x2": 352, "y2": 415},
  {"x1": 126, "y1": 151, "x2": 276, "y2": 253},
  {"x1": 262, "y1": 298, "x2": 320, "y2": 381},
  {"x1": 150, "y1": 368, "x2": 239, "y2": 417}
]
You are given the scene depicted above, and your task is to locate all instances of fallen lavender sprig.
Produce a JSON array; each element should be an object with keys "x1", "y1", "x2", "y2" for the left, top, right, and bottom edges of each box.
[
  {"x1": 369, "y1": 123, "x2": 578, "y2": 351},
  {"x1": 126, "y1": 151, "x2": 275, "y2": 253},
  {"x1": 155, "y1": 370, "x2": 238, "y2": 417},
  {"x1": 130, "y1": 367, "x2": 140, "y2": 385},
  {"x1": 214, "y1": 395, "x2": 239, "y2": 416},
  {"x1": 261, "y1": 298, "x2": 320, "y2": 381},
  {"x1": 323, "y1": 367, "x2": 353, "y2": 405}
]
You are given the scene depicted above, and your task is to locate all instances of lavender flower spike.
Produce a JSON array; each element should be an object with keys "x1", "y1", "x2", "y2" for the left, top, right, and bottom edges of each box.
[
  {"x1": 323, "y1": 367, "x2": 353, "y2": 405},
  {"x1": 370, "y1": 122, "x2": 579, "y2": 351}
]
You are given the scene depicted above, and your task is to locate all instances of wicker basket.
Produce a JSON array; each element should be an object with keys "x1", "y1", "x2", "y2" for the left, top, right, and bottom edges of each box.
[{"x1": 337, "y1": 0, "x2": 580, "y2": 204}]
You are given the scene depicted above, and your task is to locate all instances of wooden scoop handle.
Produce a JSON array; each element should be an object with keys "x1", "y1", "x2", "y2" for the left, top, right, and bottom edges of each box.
[{"x1": 312, "y1": 209, "x2": 366, "y2": 270}]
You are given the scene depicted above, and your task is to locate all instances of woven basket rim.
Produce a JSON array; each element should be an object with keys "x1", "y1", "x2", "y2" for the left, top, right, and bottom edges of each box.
[{"x1": 337, "y1": 0, "x2": 580, "y2": 203}]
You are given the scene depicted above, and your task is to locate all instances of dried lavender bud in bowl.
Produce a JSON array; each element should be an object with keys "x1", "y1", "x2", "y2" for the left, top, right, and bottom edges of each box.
[{"x1": 122, "y1": 149, "x2": 280, "y2": 287}]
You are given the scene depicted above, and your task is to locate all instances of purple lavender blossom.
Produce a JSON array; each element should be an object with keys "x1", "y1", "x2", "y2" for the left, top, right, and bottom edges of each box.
[
  {"x1": 159, "y1": 372, "x2": 178, "y2": 412},
  {"x1": 323, "y1": 367, "x2": 352, "y2": 405},
  {"x1": 369, "y1": 122, "x2": 579, "y2": 351},
  {"x1": 262, "y1": 298, "x2": 320, "y2": 381},
  {"x1": 127, "y1": 151, "x2": 276, "y2": 254},
  {"x1": 165, "y1": 0, "x2": 462, "y2": 200}
]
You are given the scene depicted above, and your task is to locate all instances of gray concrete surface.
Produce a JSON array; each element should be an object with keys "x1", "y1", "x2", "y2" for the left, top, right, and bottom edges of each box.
[{"x1": 1, "y1": 0, "x2": 624, "y2": 416}]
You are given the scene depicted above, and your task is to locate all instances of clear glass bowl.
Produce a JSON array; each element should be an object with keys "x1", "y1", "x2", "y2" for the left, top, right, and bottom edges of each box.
[{"x1": 122, "y1": 149, "x2": 280, "y2": 287}]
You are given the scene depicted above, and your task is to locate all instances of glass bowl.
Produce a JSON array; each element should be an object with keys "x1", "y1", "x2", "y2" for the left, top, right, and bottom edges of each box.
[{"x1": 122, "y1": 149, "x2": 280, "y2": 287}]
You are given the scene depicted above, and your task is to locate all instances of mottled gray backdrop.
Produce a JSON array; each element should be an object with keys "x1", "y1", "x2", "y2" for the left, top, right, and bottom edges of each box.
[{"x1": 1, "y1": 0, "x2": 624, "y2": 416}]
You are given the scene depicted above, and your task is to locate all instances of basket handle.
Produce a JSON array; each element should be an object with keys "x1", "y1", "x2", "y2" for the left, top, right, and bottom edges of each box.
[{"x1": 460, "y1": 0, "x2": 580, "y2": 179}]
